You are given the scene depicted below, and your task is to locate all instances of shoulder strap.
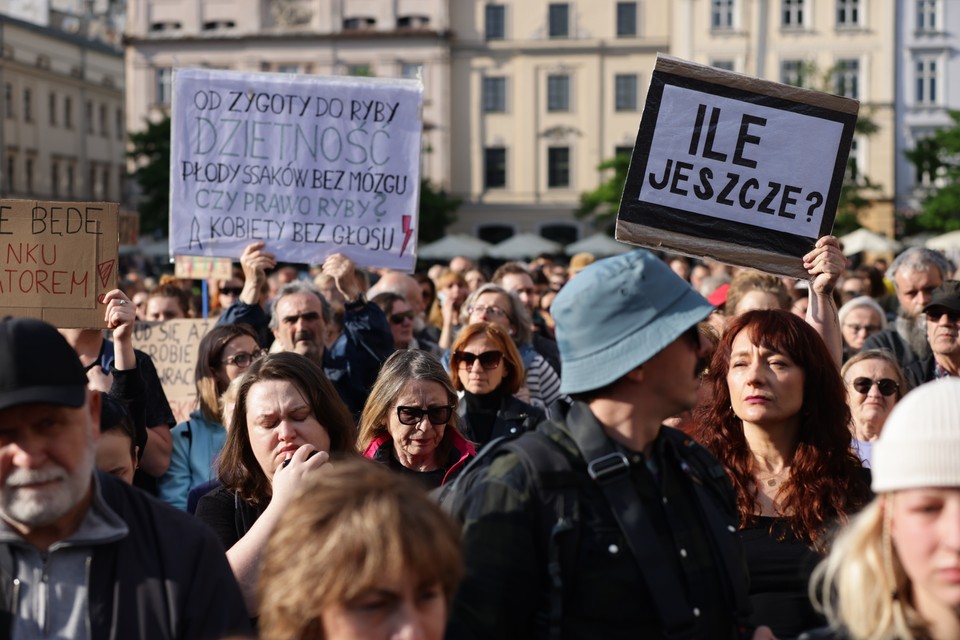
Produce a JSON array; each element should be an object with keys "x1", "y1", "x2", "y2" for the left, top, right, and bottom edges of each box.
[{"x1": 564, "y1": 408, "x2": 698, "y2": 638}]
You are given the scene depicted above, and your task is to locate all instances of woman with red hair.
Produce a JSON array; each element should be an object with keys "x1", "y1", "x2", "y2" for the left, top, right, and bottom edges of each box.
[{"x1": 694, "y1": 309, "x2": 871, "y2": 638}]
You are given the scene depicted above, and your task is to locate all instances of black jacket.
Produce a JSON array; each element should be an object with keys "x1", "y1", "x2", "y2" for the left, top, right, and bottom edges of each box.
[
  {"x1": 0, "y1": 473, "x2": 251, "y2": 639},
  {"x1": 456, "y1": 394, "x2": 545, "y2": 447}
]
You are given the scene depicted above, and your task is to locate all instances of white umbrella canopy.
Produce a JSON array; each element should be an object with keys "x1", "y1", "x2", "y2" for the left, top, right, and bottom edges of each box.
[
  {"x1": 564, "y1": 232, "x2": 632, "y2": 257},
  {"x1": 926, "y1": 230, "x2": 960, "y2": 251},
  {"x1": 488, "y1": 233, "x2": 562, "y2": 260},
  {"x1": 838, "y1": 228, "x2": 902, "y2": 256},
  {"x1": 418, "y1": 234, "x2": 491, "y2": 260}
]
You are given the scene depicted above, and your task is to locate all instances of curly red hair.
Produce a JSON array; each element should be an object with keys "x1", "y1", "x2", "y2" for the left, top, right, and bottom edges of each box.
[{"x1": 693, "y1": 309, "x2": 871, "y2": 546}]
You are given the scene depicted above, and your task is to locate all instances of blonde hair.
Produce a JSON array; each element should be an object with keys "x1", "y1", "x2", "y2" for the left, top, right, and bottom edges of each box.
[
  {"x1": 258, "y1": 457, "x2": 463, "y2": 639},
  {"x1": 810, "y1": 494, "x2": 926, "y2": 639}
]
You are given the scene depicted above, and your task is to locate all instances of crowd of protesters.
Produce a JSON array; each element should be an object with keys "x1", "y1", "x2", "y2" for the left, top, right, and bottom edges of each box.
[{"x1": 2, "y1": 236, "x2": 960, "y2": 640}]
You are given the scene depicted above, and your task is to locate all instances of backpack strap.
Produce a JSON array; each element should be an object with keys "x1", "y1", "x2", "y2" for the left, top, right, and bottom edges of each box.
[{"x1": 563, "y1": 405, "x2": 699, "y2": 639}]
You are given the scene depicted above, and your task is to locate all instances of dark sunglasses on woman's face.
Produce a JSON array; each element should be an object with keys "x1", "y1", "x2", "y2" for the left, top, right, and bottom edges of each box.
[
  {"x1": 396, "y1": 405, "x2": 454, "y2": 426},
  {"x1": 454, "y1": 350, "x2": 503, "y2": 369},
  {"x1": 389, "y1": 310, "x2": 415, "y2": 325},
  {"x1": 220, "y1": 287, "x2": 243, "y2": 296},
  {"x1": 851, "y1": 377, "x2": 899, "y2": 397}
]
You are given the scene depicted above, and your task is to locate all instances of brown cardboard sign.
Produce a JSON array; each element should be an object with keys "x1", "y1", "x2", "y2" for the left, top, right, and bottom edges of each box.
[
  {"x1": 119, "y1": 211, "x2": 140, "y2": 246},
  {"x1": 616, "y1": 55, "x2": 858, "y2": 278},
  {"x1": 0, "y1": 200, "x2": 119, "y2": 327},
  {"x1": 132, "y1": 318, "x2": 216, "y2": 424}
]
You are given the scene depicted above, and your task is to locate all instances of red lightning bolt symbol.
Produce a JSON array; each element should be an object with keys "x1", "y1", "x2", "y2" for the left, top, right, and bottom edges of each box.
[{"x1": 400, "y1": 215, "x2": 414, "y2": 257}]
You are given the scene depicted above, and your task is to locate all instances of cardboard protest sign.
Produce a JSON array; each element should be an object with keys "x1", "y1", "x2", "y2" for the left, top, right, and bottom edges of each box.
[
  {"x1": 170, "y1": 68, "x2": 423, "y2": 272},
  {"x1": 0, "y1": 200, "x2": 119, "y2": 327},
  {"x1": 616, "y1": 55, "x2": 858, "y2": 278},
  {"x1": 174, "y1": 255, "x2": 234, "y2": 280},
  {"x1": 133, "y1": 318, "x2": 216, "y2": 423},
  {"x1": 119, "y1": 211, "x2": 140, "y2": 246}
]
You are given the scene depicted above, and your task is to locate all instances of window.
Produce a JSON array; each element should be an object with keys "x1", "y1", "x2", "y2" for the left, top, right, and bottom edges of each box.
[
  {"x1": 115, "y1": 108, "x2": 123, "y2": 140},
  {"x1": 486, "y1": 4, "x2": 505, "y2": 40},
  {"x1": 397, "y1": 15, "x2": 429, "y2": 28},
  {"x1": 49, "y1": 92, "x2": 56, "y2": 126},
  {"x1": 343, "y1": 17, "x2": 376, "y2": 29},
  {"x1": 615, "y1": 145, "x2": 633, "y2": 158},
  {"x1": 483, "y1": 77, "x2": 506, "y2": 112},
  {"x1": 89, "y1": 164, "x2": 98, "y2": 199},
  {"x1": 917, "y1": 0, "x2": 938, "y2": 31},
  {"x1": 99, "y1": 104, "x2": 108, "y2": 136},
  {"x1": 712, "y1": 59, "x2": 735, "y2": 71},
  {"x1": 86, "y1": 100, "x2": 94, "y2": 134},
  {"x1": 484, "y1": 147, "x2": 507, "y2": 188},
  {"x1": 51, "y1": 160, "x2": 59, "y2": 197},
  {"x1": 915, "y1": 55, "x2": 938, "y2": 105},
  {"x1": 23, "y1": 88, "x2": 32, "y2": 122},
  {"x1": 712, "y1": 0, "x2": 735, "y2": 30},
  {"x1": 781, "y1": 60, "x2": 806, "y2": 86},
  {"x1": 66, "y1": 163, "x2": 74, "y2": 197},
  {"x1": 25, "y1": 157, "x2": 33, "y2": 193},
  {"x1": 401, "y1": 63, "x2": 423, "y2": 80},
  {"x1": 836, "y1": 0, "x2": 861, "y2": 27},
  {"x1": 277, "y1": 64, "x2": 300, "y2": 74},
  {"x1": 845, "y1": 136, "x2": 861, "y2": 182},
  {"x1": 6, "y1": 156, "x2": 13, "y2": 192},
  {"x1": 4, "y1": 83, "x2": 12, "y2": 119},
  {"x1": 478, "y1": 224, "x2": 514, "y2": 244},
  {"x1": 615, "y1": 74, "x2": 638, "y2": 111},
  {"x1": 64, "y1": 96, "x2": 73, "y2": 128},
  {"x1": 547, "y1": 74, "x2": 570, "y2": 112},
  {"x1": 782, "y1": 0, "x2": 805, "y2": 27},
  {"x1": 102, "y1": 165, "x2": 111, "y2": 199},
  {"x1": 835, "y1": 59, "x2": 859, "y2": 99},
  {"x1": 348, "y1": 64, "x2": 373, "y2": 77},
  {"x1": 548, "y1": 3, "x2": 569, "y2": 38},
  {"x1": 548, "y1": 147, "x2": 570, "y2": 188},
  {"x1": 155, "y1": 67, "x2": 171, "y2": 105},
  {"x1": 617, "y1": 2, "x2": 637, "y2": 37}
]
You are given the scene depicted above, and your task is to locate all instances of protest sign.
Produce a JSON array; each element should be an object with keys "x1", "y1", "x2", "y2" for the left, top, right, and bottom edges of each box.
[
  {"x1": 133, "y1": 318, "x2": 216, "y2": 423},
  {"x1": 616, "y1": 55, "x2": 858, "y2": 278},
  {"x1": 0, "y1": 200, "x2": 119, "y2": 327},
  {"x1": 169, "y1": 68, "x2": 423, "y2": 272},
  {"x1": 119, "y1": 211, "x2": 140, "y2": 246},
  {"x1": 174, "y1": 255, "x2": 234, "y2": 280}
]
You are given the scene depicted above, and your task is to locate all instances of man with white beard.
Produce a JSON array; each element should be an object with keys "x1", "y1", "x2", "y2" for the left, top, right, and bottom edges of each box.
[
  {"x1": 0, "y1": 317, "x2": 249, "y2": 639},
  {"x1": 863, "y1": 247, "x2": 955, "y2": 368}
]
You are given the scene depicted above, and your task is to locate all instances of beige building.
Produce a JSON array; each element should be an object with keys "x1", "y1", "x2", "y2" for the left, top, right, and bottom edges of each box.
[
  {"x1": 0, "y1": 14, "x2": 126, "y2": 202},
  {"x1": 671, "y1": 0, "x2": 897, "y2": 236},
  {"x1": 124, "y1": 0, "x2": 452, "y2": 189},
  {"x1": 449, "y1": 1, "x2": 669, "y2": 243}
]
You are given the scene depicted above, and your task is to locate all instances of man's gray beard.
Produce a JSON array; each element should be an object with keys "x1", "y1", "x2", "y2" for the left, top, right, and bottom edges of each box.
[
  {"x1": 1, "y1": 444, "x2": 94, "y2": 528},
  {"x1": 897, "y1": 313, "x2": 932, "y2": 360}
]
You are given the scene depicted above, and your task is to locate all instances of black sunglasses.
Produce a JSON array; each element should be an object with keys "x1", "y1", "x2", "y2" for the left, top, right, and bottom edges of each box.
[
  {"x1": 389, "y1": 310, "x2": 415, "y2": 325},
  {"x1": 454, "y1": 350, "x2": 504, "y2": 369},
  {"x1": 396, "y1": 405, "x2": 454, "y2": 426},
  {"x1": 220, "y1": 286, "x2": 243, "y2": 296},
  {"x1": 927, "y1": 308, "x2": 960, "y2": 323},
  {"x1": 851, "y1": 377, "x2": 899, "y2": 397}
]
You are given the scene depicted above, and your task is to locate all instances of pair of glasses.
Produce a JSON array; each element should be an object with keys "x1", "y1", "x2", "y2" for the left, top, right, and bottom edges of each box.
[
  {"x1": 390, "y1": 310, "x2": 414, "y2": 325},
  {"x1": 927, "y1": 309, "x2": 960, "y2": 323},
  {"x1": 396, "y1": 405, "x2": 454, "y2": 426},
  {"x1": 222, "y1": 349, "x2": 266, "y2": 368},
  {"x1": 843, "y1": 323, "x2": 880, "y2": 334},
  {"x1": 851, "y1": 377, "x2": 899, "y2": 397},
  {"x1": 454, "y1": 350, "x2": 504, "y2": 369},
  {"x1": 468, "y1": 304, "x2": 508, "y2": 319},
  {"x1": 220, "y1": 287, "x2": 243, "y2": 296}
]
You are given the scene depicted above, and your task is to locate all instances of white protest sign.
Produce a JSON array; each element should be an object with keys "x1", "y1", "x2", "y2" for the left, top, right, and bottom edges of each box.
[
  {"x1": 616, "y1": 55, "x2": 858, "y2": 278},
  {"x1": 170, "y1": 68, "x2": 423, "y2": 271}
]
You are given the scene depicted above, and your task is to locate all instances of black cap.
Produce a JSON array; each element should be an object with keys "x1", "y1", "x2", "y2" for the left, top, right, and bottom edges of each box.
[
  {"x1": 923, "y1": 281, "x2": 960, "y2": 317},
  {"x1": 0, "y1": 317, "x2": 88, "y2": 411}
]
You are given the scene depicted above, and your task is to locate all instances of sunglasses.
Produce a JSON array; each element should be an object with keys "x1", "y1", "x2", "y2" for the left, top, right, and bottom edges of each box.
[
  {"x1": 389, "y1": 310, "x2": 415, "y2": 325},
  {"x1": 454, "y1": 350, "x2": 504, "y2": 369},
  {"x1": 396, "y1": 405, "x2": 454, "y2": 426},
  {"x1": 222, "y1": 349, "x2": 266, "y2": 368},
  {"x1": 851, "y1": 377, "x2": 899, "y2": 397},
  {"x1": 220, "y1": 287, "x2": 243, "y2": 296},
  {"x1": 927, "y1": 309, "x2": 960, "y2": 323}
]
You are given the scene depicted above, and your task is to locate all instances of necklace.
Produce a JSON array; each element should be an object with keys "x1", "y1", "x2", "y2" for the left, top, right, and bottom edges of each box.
[{"x1": 755, "y1": 468, "x2": 789, "y2": 487}]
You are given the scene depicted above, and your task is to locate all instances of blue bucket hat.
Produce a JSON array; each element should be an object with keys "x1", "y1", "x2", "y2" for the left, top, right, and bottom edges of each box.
[{"x1": 552, "y1": 250, "x2": 715, "y2": 395}]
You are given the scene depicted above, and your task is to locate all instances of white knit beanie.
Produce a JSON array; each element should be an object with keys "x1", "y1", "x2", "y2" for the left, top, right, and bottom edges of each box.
[{"x1": 872, "y1": 378, "x2": 960, "y2": 493}]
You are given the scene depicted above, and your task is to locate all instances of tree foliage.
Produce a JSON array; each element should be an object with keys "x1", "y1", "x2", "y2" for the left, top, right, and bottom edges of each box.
[
  {"x1": 904, "y1": 110, "x2": 960, "y2": 233},
  {"x1": 575, "y1": 153, "x2": 631, "y2": 227},
  {"x1": 127, "y1": 115, "x2": 171, "y2": 235},
  {"x1": 418, "y1": 179, "x2": 461, "y2": 243}
]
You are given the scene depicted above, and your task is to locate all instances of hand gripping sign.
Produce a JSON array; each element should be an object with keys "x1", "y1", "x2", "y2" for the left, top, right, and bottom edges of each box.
[
  {"x1": 616, "y1": 55, "x2": 858, "y2": 278},
  {"x1": 170, "y1": 68, "x2": 423, "y2": 272}
]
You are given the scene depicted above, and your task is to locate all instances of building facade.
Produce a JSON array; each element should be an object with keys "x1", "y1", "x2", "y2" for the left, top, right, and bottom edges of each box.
[
  {"x1": 672, "y1": 0, "x2": 897, "y2": 236},
  {"x1": 448, "y1": 0, "x2": 668, "y2": 243},
  {"x1": 124, "y1": 0, "x2": 452, "y2": 190},
  {"x1": 0, "y1": 14, "x2": 126, "y2": 202}
]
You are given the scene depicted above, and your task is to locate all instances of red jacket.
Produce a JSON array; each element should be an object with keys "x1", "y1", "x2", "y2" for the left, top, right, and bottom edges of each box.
[{"x1": 363, "y1": 429, "x2": 476, "y2": 486}]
